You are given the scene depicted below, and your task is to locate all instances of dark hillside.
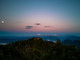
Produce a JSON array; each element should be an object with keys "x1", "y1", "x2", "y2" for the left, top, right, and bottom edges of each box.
[{"x1": 0, "y1": 37, "x2": 80, "y2": 60}]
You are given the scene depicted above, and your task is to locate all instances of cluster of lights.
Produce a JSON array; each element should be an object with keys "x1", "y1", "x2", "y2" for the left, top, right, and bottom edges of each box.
[{"x1": 37, "y1": 33, "x2": 40, "y2": 36}]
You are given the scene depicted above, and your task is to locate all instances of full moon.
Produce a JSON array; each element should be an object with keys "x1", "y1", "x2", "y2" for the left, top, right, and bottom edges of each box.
[{"x1": 2, "y1": 21, "x2": 4, "y2": 23}]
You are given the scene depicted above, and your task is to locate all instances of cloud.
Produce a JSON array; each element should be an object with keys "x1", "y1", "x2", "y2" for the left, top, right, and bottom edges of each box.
[
  {"x1": 26, "y1": 26, "x2": 33, "y2": 29},
  {"x1": 44, "y1": 26, "x2": 51, "y2": 28},
  {"x1": 35, "y1": 23, "x2": 40, "y2": 25}
]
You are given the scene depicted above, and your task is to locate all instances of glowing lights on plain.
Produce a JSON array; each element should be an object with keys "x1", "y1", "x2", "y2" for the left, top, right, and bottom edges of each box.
[{"x1": 37, "y1": 33, "x2": 40, "y2": 36}]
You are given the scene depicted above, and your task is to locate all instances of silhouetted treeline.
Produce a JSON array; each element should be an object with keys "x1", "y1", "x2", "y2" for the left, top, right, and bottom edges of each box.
[{"x1": 0, "y1": 37, "x2": 80, "y2": 60}]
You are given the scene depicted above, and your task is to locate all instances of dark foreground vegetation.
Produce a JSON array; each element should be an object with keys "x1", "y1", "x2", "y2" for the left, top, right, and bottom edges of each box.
[{"x1": 0, "y1": 37, "x2": 80, "y2": 60}]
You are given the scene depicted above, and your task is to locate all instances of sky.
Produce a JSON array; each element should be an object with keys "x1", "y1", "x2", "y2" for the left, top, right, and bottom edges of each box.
[{"x1": 0, "y1": 0, "x2": 80, "y2": 36}]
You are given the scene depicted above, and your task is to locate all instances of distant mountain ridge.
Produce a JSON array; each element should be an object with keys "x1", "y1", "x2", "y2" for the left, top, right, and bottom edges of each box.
[
  {"x1": 62, "y1": 39, "x2": 80, "y2": 48},
  {"x1": 0, "y1": 35, "x2": 80, "y2": 44}
]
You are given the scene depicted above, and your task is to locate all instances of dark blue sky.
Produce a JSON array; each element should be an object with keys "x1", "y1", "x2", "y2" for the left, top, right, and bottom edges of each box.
[{"x1": 0, "y1": 0, "x2": 80, "y2": 36}]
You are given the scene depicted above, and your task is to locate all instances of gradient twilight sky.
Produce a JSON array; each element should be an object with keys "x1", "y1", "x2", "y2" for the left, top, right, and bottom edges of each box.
[{"x1": 0, "y1": 0, "x2": 80, "y2": 36}]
